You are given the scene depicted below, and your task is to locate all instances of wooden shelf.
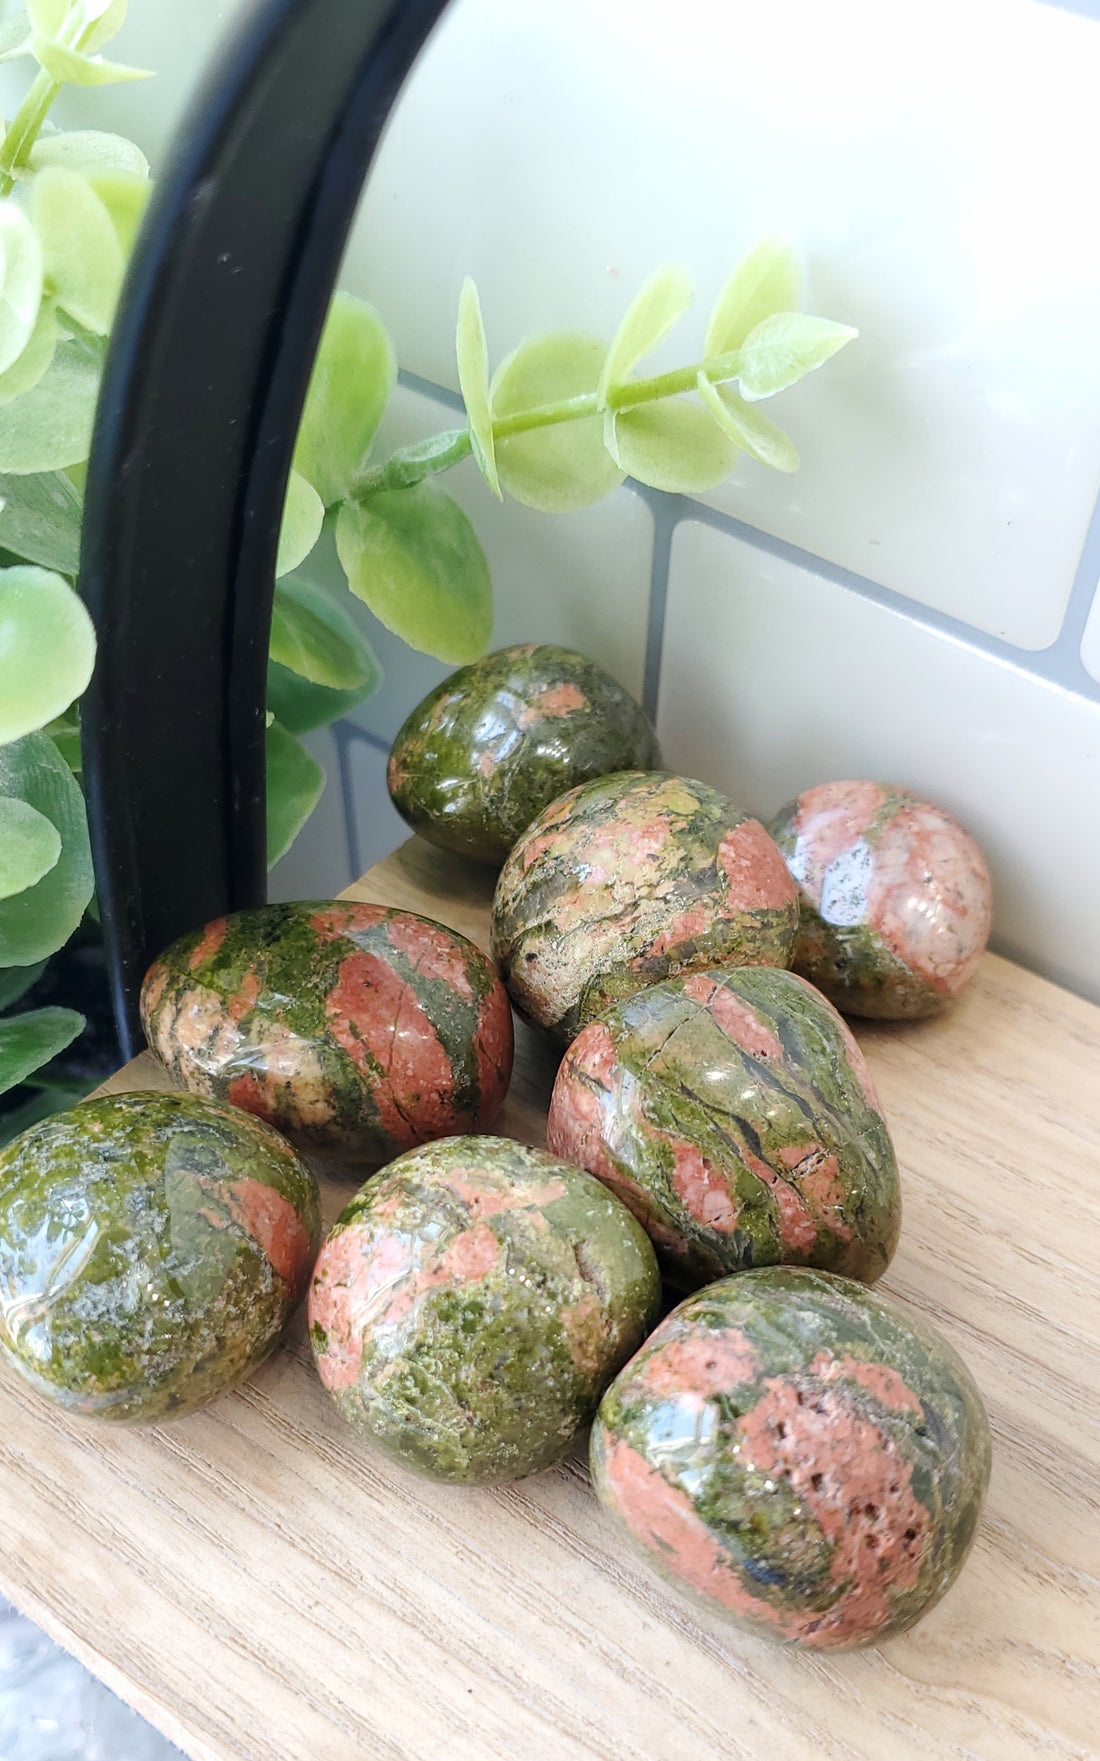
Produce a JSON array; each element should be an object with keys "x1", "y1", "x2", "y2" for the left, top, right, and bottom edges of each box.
[{"x1": 2, "y1": 837, "x2": 1099, "y2": 1760}]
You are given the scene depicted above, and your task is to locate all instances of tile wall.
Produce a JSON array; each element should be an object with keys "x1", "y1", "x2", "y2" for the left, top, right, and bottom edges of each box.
[{"x1": 52, "y1": 0, "x2": 1100, "y2": 1000}]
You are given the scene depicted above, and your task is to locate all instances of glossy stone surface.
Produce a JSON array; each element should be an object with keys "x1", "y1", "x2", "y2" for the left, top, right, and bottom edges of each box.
[
  {"x1": 141, "y1": 901, "x2": 514, "y2": 1170},
  {"x1": 0, "y1": 1092, "x2": 321, "y2": 1424},
  {"x1": 387, "y1": 644, "x2": 660, "y2": 865},
  {"x1": 768, "y1": 782, "x2": 993, "y2": 1019},
  {"x1": 548, "y1": 967, "x2": 899, "y2": 1290},
  {"x1": 309, "y1": 1134, "x2": 661, "y2": 1484},
  {"x1": 592, "y1": 1268, "x2": 991, "y2": 1651},
  {"x1": 491, "y1": 772, "x2": 799, "y2": 1045}
]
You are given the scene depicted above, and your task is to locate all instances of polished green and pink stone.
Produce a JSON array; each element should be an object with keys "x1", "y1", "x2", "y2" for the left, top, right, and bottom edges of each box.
[
  {"x1": 387, "y1": 643, "x2": 660, "y2": 865},
  {"x1": 141, "y1": 901, "x2": 514, "y2": 1170},
  {"x1": 0, "y1": 1091, "x2": 321, "y2": 1423},
  {"x1": 309, "y1": 1134, "x2": 661, "y2": 1484},
  {"x1": 491, "y1": 771, "x2": 799, "y2": 1044},
  {"x1": 592, "y1": 1268, "x2": 991, "y2": 1650},
  {"x1": 768, "y1": 781, "x2": 993, "y2": 1019},
  {"x1": 548, "y1": 966, "x2": 899, "y2": 1289}
]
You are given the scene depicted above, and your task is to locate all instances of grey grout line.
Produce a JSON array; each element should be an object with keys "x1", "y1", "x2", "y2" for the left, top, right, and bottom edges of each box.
[
  {"x1": 397, "y1": 366, "x2": 465, "y2": 413},
  {"x1": 636, "y1": 488, "x2": 677, "y2": 721},
  {"x1": 388, "y1": 370, "x2": 1100, "y2": 714},
  {"x1": 678, "y1": 498, "x2": 1100, "y2": 706},
  {"x1": 333, "y1": 721, "x2": 393, "y2": 882}
]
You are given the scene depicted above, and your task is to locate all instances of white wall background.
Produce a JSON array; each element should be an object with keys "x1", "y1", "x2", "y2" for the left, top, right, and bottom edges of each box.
[{"x1": 48, "y1": 0, "x2": 1100, "y2": 1002}]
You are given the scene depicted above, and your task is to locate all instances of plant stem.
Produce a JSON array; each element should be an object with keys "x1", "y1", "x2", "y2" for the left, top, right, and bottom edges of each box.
[
  {"x1": 0, "y1": 68, "x2": 62, "y2": 194},
  {"x1": 352, "y1": 348, "x2": 744, "y2": 501}
]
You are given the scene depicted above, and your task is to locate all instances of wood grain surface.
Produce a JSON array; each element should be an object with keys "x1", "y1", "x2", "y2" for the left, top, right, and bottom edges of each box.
[{"x1": 1, "y1": 836, "x2": 1098, "y2": 1761}]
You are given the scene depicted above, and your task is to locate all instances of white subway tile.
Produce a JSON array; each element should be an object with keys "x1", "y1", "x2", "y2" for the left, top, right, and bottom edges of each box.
[{"x1": 658, "y1": 518, "x2": 1100, "y2": 1002}]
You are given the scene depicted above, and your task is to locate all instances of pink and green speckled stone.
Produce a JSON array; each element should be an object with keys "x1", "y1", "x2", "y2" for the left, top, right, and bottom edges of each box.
[
  {"x1": 548, "y1": 967, "x2": 899, "y2": 1290},
  {"x1": 309, "y1": 1134, "x2": 661, "y2": 1484},
  {"x1": 491, "y1": 771, "x2": 799, "y2": 1045},
  {"x1": 141, "y1": 901, "x2": 514, "y2": 1172},
  {"x1": 388, "y1": 644, "x2": 660, "y2": 865},
  {"x1": 0, "y1": 1091, "x2": 321, "y2": 1423},
  {"x1": 592, "y1": 1268, "x2": 991, "y2": 1651},
  {"x1": 768, "y1": 782, "x2": 993, "y2": 1019}
]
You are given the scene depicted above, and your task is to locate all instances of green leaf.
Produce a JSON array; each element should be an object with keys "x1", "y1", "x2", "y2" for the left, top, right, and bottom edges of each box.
[
  {"x1": 0, "y1": 731, "x2": 93, "y2": 964},
  {"x1": 0, "y1": 467, "x2": 81, "y2": 570},
  {"x1": 491, "y1": 331, "x2": 624, "y2": 512},
  {"x1": 275, "y1": 469, "x2": 323, "y2": 579},
  {"x1": 32, "y1": 38, "x2": 150, "y2": 83},
  {"x1": 28, "y1": 128, "x2": 148, "y2": 179},
  {"x1": 0, "y1": 299, "x2": 58, "y2": 405},
  {"x1": 737, "y1": 311, "x2": 857, "y2": 402},
  {"x1": 0, "y1": 566, "x2": 96, "y2": 742},
  {"x1": 705, "y1": 237, "x2": 801, "y2": 357},
  {"x1": 0, "y1": 1004, "x2": 84, "y2": 1096},
  {"x1": 85, "y1": 167, "x2": 149, "y2": 256},
  {"x1": 0, "y1": 795, "x2": 61, "y2": 897},
  {"x1": 0, "y1": 959, "x2": 46, "y2": 1009},
  {"x1": 293, "y1": 292, "x2": 395, "y2": 506},
  {"x1": 270, "y1": 577, "x2": 379, "y2": 690},
  {"x1": 336, "y1": 482, "x2": 492, "y2": 665},
  {"x1": 74, "y1": 0, "x2": 129, "y2": 54},
  {"x1": 455, "y1": 277, "x2": 500, "y2": 499},
  {"x1": 32, "y1": 165, "x2": 123, "y2": 333},
  {"x1": 597, "y1": 264, "x2": 692, "y2": 409},
  {"x1": 266, "y1": 719, "x2": 323, "y2": 866},
  {"x1": 0, "y1": 201, "x2": 43, "y2": 377},
  {"x1": 0, "y1": 14, "x2": 33, "y2": 61},
  {"x1": 609, "y1": 398, "x2": 736, "y2": 493},
  {"x1": 0, "y1": 340, "x2": 100, "y2": 472},
  {"x1": 266, "y1": 660, "x2": 379, "y2": 737},
  {"x1": 696, "y1": 375, "x2": 799, "y2": 473}
]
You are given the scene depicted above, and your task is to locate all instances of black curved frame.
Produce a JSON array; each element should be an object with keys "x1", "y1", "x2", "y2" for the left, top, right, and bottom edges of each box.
[{"x1": 80, "y1": 0, "x2": 449, "y2": 1058}]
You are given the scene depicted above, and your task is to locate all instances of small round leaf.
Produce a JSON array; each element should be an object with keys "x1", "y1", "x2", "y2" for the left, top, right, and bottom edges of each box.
[
  {"x1": 491, "y1": 331, "x2": 623, "y2": 512},
  {"x1": 0, "y1": 796, "x2": 61, "y2": 898},
  {"x1": 0, "y1": 340, "x2": 100, "y2": 472},
  {"x1": 28, "y1": 129, "x2": 149, "y2": 179},
  {"x1": 32, "y1": 38, "x2": 151, "y2": 84},
  {"x1": 276, "y1": 469, "x2": 324, "y2": 579},
  {"x1": 85, "y1": 168, "x2": 150, "y2": 257},
  {"x1": 697, "y1": 374, "x2": 799, "y2": 472},
  {"x1": 0, "y1": 566, "x2": 96, "y2": 744},
  {"x1": 597, "y1": 264, "x2": 692, "y2": 409},
  {"x1": 455, "y1": 277, "x2": 500, "y2": 499},
  {"x1": 266, "y1": 661, "x2": 380, "y2": 738},
  {"x1": 31, "y1": 165, "x2": 123, "y2": 333},
  {"x1": 336, "y1": 483, "x2": 492, "y2": 664},
  {"x1": 738, "y1": 312, "x2": 858, "y2": 402},
  {"x1": 0, "y1": 299, "x2": 58, "y2": 406},
  {"x1": 0, "y1": 731, "x2": 93, "y2": 965},
  {"x1": 705, "y1": 237, "x2": 801, "y2": 357},
  {"x1": 0, "y1": 202, "x2": 43, "y2": 377},
  {"x1": 293, "y1": 292, "x2": 395, "y2": 506},
  {"x1": 611, "y1": 398, "x2": 736, "y2": 493}
]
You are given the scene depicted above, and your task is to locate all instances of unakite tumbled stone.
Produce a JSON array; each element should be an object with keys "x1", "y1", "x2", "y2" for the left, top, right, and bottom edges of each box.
[
  {"x1": 548, "y1": 967, "x2": 899, "y2": 1289},
  {"x1": 309, "y1": 1134, "x2": 661, "y2": 1484},
  {"x1": 491, "y1": 771, "x2": 798, "y2": 1044},
  {"x1": 141, "y1": 901, "x2": 514, "y2": 1170},
  {"x1": 0, "y1": 1091, "x2": 321, "y2": 1423},
  {"x1": 387, "y1": 644, "x2": 659, "y2": 864},
  {"x1": 768, "y1": 781, "x2": 993, "y2": 1019},
  {"x1": 592, "y1": 1268, "x2": 991, "y2": 1650}
]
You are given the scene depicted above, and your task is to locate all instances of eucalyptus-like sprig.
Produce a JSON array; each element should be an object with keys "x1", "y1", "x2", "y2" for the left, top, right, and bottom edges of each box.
[{"x1": 0, "y1": 0, "x2": 856, "y2": 1116}]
